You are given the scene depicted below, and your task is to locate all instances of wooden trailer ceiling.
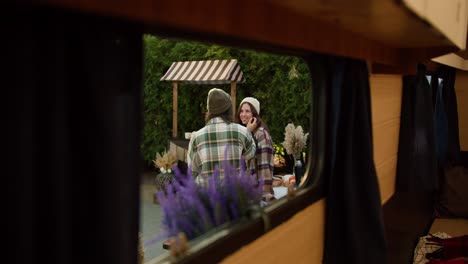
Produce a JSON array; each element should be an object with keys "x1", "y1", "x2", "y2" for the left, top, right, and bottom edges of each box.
[
  {"x1": 266, "y1": 0, "x2": 455, "y2": 48},
  {"x1": 456, "y1": 49, "x2": 468, "y2": 60},
  {"x1": 430, "y1": 13, "x2": 468, "y2": 71},
  {"x1": 431, "y1": 51, "x2": 468, "y2": 71},
  {"x1": 31, "y1": 0, "x2": 465, "y2": 67}
]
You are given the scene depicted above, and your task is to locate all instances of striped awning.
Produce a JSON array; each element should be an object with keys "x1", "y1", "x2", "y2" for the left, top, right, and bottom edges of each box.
[{"x1": 160, "y1": 59, "x2": 245, "y2": 84}]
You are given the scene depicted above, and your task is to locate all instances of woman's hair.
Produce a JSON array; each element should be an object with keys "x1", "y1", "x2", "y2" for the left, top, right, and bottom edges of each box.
[
  {"x1": 205, "y1": 106, "x2": 233, "y2": 123},
  {"x1": 235, "y1": 102, "x2": 269, "y2": 132}
]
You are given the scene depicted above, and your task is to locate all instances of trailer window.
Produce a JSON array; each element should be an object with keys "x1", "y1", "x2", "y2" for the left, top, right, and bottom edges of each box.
[{"x1": 139, "y1": 35, "x2": 324, "y2": 262}]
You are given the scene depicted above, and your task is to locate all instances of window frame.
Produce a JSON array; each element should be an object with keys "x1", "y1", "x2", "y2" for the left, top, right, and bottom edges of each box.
[{"x1": 146, "y1": 51, "x2": 328, "y2": 263}]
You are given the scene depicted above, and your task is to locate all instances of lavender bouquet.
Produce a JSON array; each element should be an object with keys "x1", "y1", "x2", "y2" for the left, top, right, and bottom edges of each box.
[{"x1": 156, "y1": 157, "x2": 264, "y2": 241}]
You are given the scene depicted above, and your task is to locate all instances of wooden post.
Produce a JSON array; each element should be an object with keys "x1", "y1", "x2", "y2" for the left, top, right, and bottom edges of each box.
[
  {"x1": 172, "y1": 81, "x2": 178, "y2": 138},
  {"x1": 231, "y1": 80, "x2": 236, "y2": 119}
]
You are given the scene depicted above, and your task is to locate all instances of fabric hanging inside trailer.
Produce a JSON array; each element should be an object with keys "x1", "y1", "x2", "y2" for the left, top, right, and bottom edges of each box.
[
  {"x1": 396, "y1": 64, "x2": 438, "y2": 191},
  {"x1": 432, "y1": 66, "x2": 461, "y2": 168},
  {"x1": 323, "y1": 57, "x2": 387, "y2": 263}
]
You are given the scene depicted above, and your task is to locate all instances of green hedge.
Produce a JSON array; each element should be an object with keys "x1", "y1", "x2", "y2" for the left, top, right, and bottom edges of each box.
[{"x1": 142, "y1": 35, "x2": 312, "y2": 167}]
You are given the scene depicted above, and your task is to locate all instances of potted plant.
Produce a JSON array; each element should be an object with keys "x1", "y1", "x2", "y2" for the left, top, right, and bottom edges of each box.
[
  {"x1": 282, "y1": 123, "x2": 309, "y2": 187},
  {"x1": 152, "y1": 150, "x2": 177, "y2": 203}
]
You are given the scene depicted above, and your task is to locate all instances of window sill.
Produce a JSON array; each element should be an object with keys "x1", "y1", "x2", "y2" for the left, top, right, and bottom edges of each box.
[{"x1": 147, "y1": 182, "x2": 324, "y2": 264}]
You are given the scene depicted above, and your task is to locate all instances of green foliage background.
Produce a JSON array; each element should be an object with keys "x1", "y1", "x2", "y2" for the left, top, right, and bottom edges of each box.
[{"x1": 142, "y1": 35, "x2": 312, "y2": 167}]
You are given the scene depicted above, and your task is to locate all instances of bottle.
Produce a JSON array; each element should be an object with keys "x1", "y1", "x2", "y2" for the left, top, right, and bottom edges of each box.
[{"x1": 294, "y1": 156, "x2": 303, "y2": 188}]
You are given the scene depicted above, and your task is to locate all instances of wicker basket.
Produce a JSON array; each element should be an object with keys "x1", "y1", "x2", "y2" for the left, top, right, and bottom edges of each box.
[{"x1": 154, "y1": 172, "x2": 175, "y2": 204}]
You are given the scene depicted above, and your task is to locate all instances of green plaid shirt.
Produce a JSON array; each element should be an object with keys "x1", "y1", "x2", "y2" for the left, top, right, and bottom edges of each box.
[{"x1": 187, "y1": 117, "x2": 256, "y2": 184}]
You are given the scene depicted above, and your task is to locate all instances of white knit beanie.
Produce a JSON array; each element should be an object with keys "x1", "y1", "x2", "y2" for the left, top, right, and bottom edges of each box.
[{"x1": 240, "y1": 97, "x2": 260, "y2": 114}]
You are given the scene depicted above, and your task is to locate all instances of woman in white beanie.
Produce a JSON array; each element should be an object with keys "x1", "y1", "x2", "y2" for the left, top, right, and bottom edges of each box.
[{"x1": 236, "y1": 97, "x2": 275, "y2": 204}]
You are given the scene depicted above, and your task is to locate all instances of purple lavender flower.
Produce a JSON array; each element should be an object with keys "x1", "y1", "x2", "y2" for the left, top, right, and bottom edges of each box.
[{"x1": 153, "y1": 144, "x2": 263, "y2": 242}]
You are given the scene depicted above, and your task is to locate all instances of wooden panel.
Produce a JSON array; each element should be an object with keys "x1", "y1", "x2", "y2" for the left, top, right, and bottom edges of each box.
[
  {"x1": 373, "y1": 121, "x2": 400, "y2": 166},
  {"x1": 455, "y1": 71, "x2": 468, "y2": 150},
  {"x1": 429, "y1": 218, "x2": 468, "y2": 237},
  {"x1": 369, "y1": 74, "x2": 402, "y2": 204},
  {"x1": 31, "y1": 0, "x2": 397, "y2": 65},
  {"x1": 221, "y1": 199, "x2": 325, "y2": 264},
  {"x1": 405, "y1": 0, "x2": 468, "y2": 49},
  {"x1": 169, "y1": 141, "x2": 188, "y2": 162},
  {"x1": 28, "y1": 0, "x2": 463, "y2": 65},
  {"x1": 370, "y1": 74, "x2": 403, "y2": 125},
  {"x1": 411, "y1": 0, "x2": 468, "y2": 71},
  {"x1": 376, "y1": 155, "x2": 398, "y2": 204},
  {"x1": 432, "y1": 53, "x2": 468, "y2": 71},
  {"x1": 267, "y1": 0, "x2": 461, "y2": 48},
  {"x1": 173, "y1": 82, "x2": 178, "y2": 137}
]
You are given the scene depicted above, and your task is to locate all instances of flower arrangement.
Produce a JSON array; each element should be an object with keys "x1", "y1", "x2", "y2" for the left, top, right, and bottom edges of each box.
[
  {"x1": 282, "y1": 123, "x2": 309, "y2": 159},
  {"x1": 153, "y1": 150, "x2": 177, "y2": 174},
  {"x1": 154, "y1": 157, "x2": 264, "y2": 242}
]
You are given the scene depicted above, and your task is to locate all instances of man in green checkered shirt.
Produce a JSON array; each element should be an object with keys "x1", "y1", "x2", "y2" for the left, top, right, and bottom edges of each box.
[{"x1": 187, "y1": 88, "x2": 256, "y2": 185}]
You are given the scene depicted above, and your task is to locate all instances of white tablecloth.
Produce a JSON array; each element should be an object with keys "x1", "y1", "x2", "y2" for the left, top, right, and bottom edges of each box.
[
  {"x1": 273, "y1": 186, "x2": 288, "y2": 199},
  {"x1": 273, "y1": 174, "x2": 294, "y2": 199}
]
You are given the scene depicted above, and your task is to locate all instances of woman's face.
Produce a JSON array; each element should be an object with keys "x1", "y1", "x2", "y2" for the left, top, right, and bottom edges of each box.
[{"x1": 239, "y1": 103, "x2": 253, "y2": 125}]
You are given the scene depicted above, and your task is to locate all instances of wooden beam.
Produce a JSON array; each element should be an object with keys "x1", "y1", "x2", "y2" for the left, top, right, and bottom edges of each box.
[
  {"x1": 231, "y1": 81, "x2": 236, "y2": 119},
  {"x1": 431, "y1": 53, "x2": 468, "y2": 71},
  {"x1": 172, "y1": 81, "x2": 178, "y2": 138}
]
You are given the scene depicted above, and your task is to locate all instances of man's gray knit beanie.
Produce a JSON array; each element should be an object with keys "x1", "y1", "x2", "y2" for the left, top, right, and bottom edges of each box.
[{"x1": 207, "y1": 88, "x2": 231, "y2": 114}]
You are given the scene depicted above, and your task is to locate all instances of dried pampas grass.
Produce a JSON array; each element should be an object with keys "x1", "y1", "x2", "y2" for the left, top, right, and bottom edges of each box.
[
  {"x1": 153, "y1": 150, "x2": 177, "y2": 173},
  {"x1": 282, "y1": 123, "x2": 309, "y2": 158}
]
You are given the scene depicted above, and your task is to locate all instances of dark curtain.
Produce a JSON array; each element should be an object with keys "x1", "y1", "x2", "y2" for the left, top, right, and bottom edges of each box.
[
  {"x1": 5, "y1": 6, "x2": 142, "y2": 264},
  {"x1": 432, "y1": 66, "x2": 461, "y2": 167},
  {"x1": 396, "y1": 64, "x2": 438, "y2": 191},
  {"x1": 323, "y1": 57, "x2": 387, "y2": 263}
]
